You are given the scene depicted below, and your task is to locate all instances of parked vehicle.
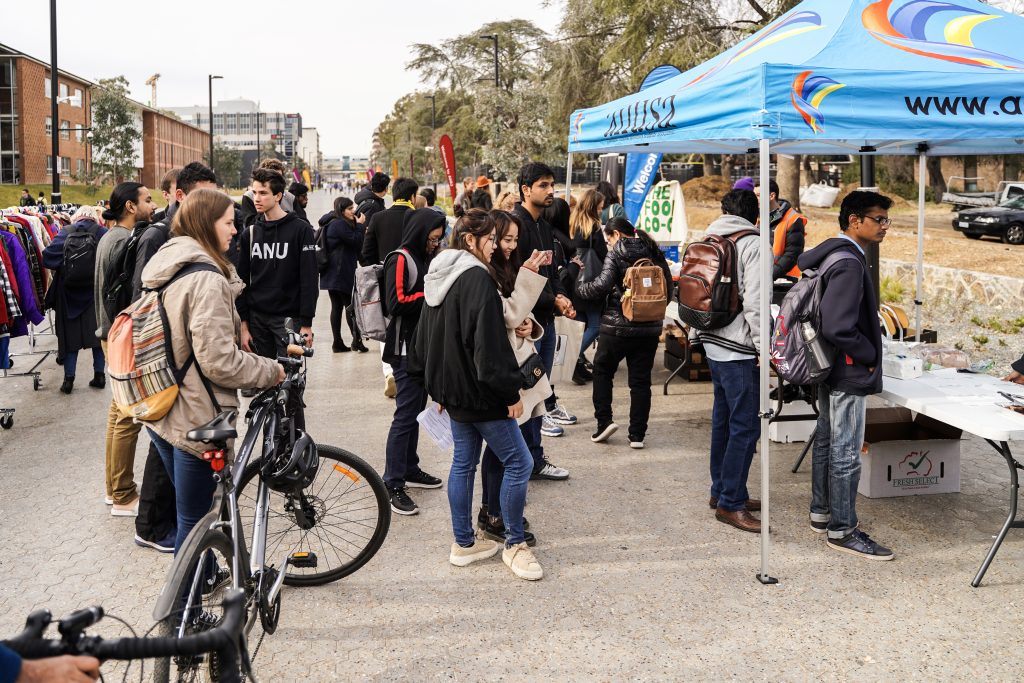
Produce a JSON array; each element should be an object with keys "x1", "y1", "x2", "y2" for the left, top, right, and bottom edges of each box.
[
  {"x1": 942, "y1": 180, "x2": 1024, "y2": 211},
  {"x1": 953, "y1": 195, "x2": 1024, "y2": 244}
]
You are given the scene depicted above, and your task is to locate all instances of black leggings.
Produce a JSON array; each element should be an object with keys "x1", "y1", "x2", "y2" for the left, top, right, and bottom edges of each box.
[{"x1": 327, "y1": 290, "x2": 360, "y2": 345}]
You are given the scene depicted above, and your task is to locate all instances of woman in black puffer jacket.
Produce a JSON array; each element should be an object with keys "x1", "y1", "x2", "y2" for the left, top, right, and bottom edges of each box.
[
  {"x1": 319, "y1": 197, "x2": 368, "y2": 353},
  {"x1": 574, "y1": 217, "x2": 671, "y2": 448}
]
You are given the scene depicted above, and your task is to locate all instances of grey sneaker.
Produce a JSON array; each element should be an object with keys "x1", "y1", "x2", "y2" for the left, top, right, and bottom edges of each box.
[
  {"x1": 546, "y1": 404, "x2": 578, "y2": 425},
  {"x1": 531, "y1": 461, "x2": 569, "y2": 481},
  {"x1": 826, "y1": 530, "x2": 894, "y2": 561},
  {"x1": 540, "y1": 416, "x2": 564, "y2": 437}
]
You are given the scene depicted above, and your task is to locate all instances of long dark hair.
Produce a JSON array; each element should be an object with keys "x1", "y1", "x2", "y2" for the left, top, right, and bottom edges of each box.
[
  {"x1": 604, "y1": 217, "x2": 668, "y2": 268},
  {"x1": 596, "y1": 180, "x2": 620, "y2": 207},
  {"x1": 452, "y1": 208, "x2": 499, "y2": 284},
  {"x1": 489, "y1": 210, "x2": 522, "y2": 297},
  {"x1": 333, "y1": 196, "x2": 354, "y2": 220},
  {"x1": 102, "y1": 182, "x2": 144, "y2": 222}
]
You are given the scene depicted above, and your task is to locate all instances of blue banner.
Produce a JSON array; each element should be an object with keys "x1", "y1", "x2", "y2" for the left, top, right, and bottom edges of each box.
[{"x1": 623, "y1": 65, "x2": 681, "y2": 223}]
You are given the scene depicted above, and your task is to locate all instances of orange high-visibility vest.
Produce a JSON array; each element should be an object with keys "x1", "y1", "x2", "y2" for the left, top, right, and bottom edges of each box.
[{"x1": 772, "y1": 208, "x2": 805, "y2": 279}]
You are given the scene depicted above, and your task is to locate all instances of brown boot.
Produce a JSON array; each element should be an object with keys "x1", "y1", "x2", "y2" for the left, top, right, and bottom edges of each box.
[
  {"x1": 715, "y1": 507, "x2": 762, "y2": 533},
  {"x1": 709, "y1": 497, "x2": 761, "y2": 511}
]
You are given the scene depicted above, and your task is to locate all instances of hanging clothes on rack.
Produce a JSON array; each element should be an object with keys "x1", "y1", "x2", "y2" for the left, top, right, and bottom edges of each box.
[{"x1": 0, "y1": 226, "x2": 46, "y2": 369}]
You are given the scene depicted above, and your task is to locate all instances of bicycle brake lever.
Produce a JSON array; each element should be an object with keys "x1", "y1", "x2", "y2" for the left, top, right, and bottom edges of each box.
[{"x1": 17, "y1": 608, "x2": 52, "y2": 640}]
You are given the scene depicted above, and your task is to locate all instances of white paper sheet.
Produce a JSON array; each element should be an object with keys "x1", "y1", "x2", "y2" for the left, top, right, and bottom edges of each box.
[{"x1": 417, "y1": 402, "x2": 454, "y2": 452}]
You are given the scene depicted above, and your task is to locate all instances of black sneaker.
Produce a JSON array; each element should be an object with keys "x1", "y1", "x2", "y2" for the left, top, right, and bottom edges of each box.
[
  {"x1": 810, "y1": 519, "x2": 828, "y2": 534},
  {"x1": 202, "y1": 567, "x2": 232, "y2": 595},
  {"x1": 481, "y1": 516, "x2": 537, "y2": 547},
  {"x1": 405, "y1": 470, "x2": 443, "y2": 489},
  {"x1": 591, "y1": 422, "x2": 618, "y2": 443},
  {"x1": 826, "y1": 530, "x2": 894, "y2": 561},
  {"x1": 477, "y1": 505, "x2": 489, "y2": 529},
  {"x1": 389, "y1": 487, "x2": 419, "y2": 516}
]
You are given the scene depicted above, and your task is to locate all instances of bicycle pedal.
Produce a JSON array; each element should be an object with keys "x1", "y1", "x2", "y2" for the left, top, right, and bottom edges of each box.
[{"x1": 288, "y1": 551, "x2": 318, "y2": 568}]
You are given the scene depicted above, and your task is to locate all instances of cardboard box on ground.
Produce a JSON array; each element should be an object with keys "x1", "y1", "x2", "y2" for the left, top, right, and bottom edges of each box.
[{"x1": 860, "y1": 407, "x2": 962, "y2": 498}]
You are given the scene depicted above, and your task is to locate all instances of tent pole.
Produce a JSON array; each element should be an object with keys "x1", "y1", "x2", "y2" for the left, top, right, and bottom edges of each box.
[
  {"x1": 565, "y1": 152, "x2": 574, "y2": 201},
  {"x1": 915, "y1": 152, "x2": 926, "y2": 337},
  {"x1": 757, "y1": 137, "x2": 777, "y2": 585}
]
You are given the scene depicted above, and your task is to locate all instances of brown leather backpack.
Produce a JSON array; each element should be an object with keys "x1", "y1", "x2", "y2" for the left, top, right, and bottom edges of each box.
[{"x1": 676, "y1": 230, "x2": 758, "y2": 331}]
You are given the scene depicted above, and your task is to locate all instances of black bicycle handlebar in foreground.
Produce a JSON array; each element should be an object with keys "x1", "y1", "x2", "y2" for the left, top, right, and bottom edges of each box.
[{"x1": 2, "y1": 589, "x2": 246, "y2": 682}]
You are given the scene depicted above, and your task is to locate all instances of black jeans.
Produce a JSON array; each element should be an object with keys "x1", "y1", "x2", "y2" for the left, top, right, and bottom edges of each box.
[
  {"x1": 248, "y1": 310, "x2": 289, "y2": 360},
  {"x1": 327, "y1": 290, "x2": 360, "y2": 346},
  {"x1": 591, "y1": 333, "x2": 659, "y2": 439},
  {"x1": 135, "y1": 441, "x2": 176, "y2": 542},
  {"x1": 383, "y1": 357, "x2": 428, "y2": 489}
]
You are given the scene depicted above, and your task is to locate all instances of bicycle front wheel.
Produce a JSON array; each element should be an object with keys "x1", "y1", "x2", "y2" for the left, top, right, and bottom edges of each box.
[
  {"x1": 237, "y1": 444, "x2": 391, "y2": 587},
  {"x1": 152, "y1": 529, "x2": 242, "y2": 683}
]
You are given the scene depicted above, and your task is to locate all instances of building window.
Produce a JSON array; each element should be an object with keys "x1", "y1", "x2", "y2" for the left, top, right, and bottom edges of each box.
[
  {"x1": 61, "y1": 156, "x2": 70, "y2": 175},
  {"x1": 75, "y1": 125, "x2": 84, "y2": 142},
  {"x1": 46, "y1": 155, "x2": 52, "y2": 173},
  {"x1": 60, "y1": 120, "x2": 70, "y2": 140},
  {"x1": 76, "y1": 159, "x2": 84, "y2": 175},
  {"x1": 59, "y1": 82, "x2": 68, "y2": 99},
  {"x1": 44, "y1": 77, "x2": 50, "y2": 97},
  {"x1": 45, "y1": 117, "x2": 52, "y2": 135},
  {"x1": 73, "y1": 88, "x2": 82, "y2": 107}
]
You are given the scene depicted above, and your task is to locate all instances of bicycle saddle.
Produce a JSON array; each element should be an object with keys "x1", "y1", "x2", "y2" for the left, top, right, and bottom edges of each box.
[{"x1": 186, "y1": 410, "x2": 238, "y2": 444}]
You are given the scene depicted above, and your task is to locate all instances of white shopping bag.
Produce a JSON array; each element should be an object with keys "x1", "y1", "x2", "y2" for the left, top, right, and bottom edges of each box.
[
  {"x1": 416, "y1": 402, "x2": 454, "y2": 452},
  {"x1": 550, "y1": 317, "x2": 585, "y2": 385}
]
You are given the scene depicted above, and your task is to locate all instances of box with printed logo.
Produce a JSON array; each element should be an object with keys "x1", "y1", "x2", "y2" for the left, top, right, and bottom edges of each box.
[{"x1": 858, "y1": 408, "x2": 961, "y2": 498}]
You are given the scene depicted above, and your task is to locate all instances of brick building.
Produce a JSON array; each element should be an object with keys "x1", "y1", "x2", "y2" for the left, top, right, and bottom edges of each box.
[
  {"x1": 1, "y1": 42, "x2": 91, "y2": 186},
  {"x1": 140, "y1": 106, "x2": 209, "y2": 189}
]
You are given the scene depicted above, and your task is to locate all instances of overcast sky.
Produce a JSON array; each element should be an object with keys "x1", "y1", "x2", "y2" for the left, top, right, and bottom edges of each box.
[{"x1": 2, "y1": 0, "x2": 564, "y2": 158}]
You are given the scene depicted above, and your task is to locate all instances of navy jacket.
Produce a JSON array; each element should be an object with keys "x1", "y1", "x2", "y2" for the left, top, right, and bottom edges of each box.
[
  {"x1": 41, "y1": 219, "x2": 108, "y2": 320},
  {"x1": 797, "y1": 237, "x2": 883, "y2": 396},
  {"x1": 319, "y1": 216, "x2": 364, "y2": 293}
]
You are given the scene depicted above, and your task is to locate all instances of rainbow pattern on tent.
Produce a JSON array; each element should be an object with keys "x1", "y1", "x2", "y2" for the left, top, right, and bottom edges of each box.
[
  {"x1": 791, "y1": 71, "x2": 845, "y2": 133},
  {"x1": 862, "y1": 0, "x2": 1024, "y2": 71},
  {"x1": 684, "y1": 10, "x2": 824, "y2": 88}
]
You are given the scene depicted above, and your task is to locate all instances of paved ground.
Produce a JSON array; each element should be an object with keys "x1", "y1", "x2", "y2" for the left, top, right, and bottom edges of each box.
[{"x1": 1, "y1": 191, "x2": 1023, "y2": 681}]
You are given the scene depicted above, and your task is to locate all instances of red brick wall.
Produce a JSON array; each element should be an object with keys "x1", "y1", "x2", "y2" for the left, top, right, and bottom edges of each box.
[
  {"x1": 15, "y1": 58, "x2": 90, "y2": 186},
  {"x1": 142, "y1": 111, "x2": 209, "y2": 189}
]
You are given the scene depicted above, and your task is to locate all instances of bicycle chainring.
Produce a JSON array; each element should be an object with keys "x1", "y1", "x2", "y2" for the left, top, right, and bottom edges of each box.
[{"x1": 257, "y1": 568, "x2": 282, "y2": 634}]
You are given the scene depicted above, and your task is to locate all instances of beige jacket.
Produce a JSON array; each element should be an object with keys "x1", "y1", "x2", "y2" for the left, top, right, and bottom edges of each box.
[
  {"x1": 502, "y1": 268, "x2": 550, "y2": 425},
  {"x1": 140, "y1": 236, "x2": 280, "y2": 457}
]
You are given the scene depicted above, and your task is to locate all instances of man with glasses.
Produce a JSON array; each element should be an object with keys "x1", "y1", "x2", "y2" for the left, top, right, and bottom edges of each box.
[{"x1": 797, "y1": 190, "x2": 894, "y2": 561}]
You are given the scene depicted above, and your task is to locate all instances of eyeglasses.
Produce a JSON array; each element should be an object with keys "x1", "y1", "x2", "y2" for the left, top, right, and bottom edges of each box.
[
  {"x1": 859, "y1": 214, "x2": 892, "y2": 227},
  {"x1": 427, "y1": 237, "x2": 442, "y2": 246}
]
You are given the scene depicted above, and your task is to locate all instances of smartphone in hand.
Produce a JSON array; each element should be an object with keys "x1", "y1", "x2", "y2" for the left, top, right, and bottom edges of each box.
[{"x1": 542, "y1": 250, "x2": 553, "y2": 265}]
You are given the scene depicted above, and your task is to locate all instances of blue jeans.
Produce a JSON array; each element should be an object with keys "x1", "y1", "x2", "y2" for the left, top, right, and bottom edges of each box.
[
  {"x1": 811, "y1": 389, "x2": 866, "y2": 539},
  {"x1": 578, "y1": 309, "x2": 601, "y2": 361},
  {"x1": 63, "y1": 346, "x2": 105, "y2": 379},
  {"x1": 449, "y1": 418, "x2": 532, "y2": 546},
  {"x1": 707, "y1": 358, "x2": 758, "y2": 512},
  {"x1": 148, "y1": 430, "x2": 217, "y2": 555},
  {"x1": 383, "y1": 356, "x2": 428, "y2": 489}
]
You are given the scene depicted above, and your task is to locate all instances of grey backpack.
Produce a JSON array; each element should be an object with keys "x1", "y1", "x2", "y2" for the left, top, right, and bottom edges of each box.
[
  {"x1": 769, "y1": 251, "x2": 858, "y2": 386},
  {"x1": 353, "y1": 249, "x2": 417, "y2": 343}
]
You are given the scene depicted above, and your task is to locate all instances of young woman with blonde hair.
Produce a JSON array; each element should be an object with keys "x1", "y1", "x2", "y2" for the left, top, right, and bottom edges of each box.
[{"x1": 567, "y1": 188, "x2": 607, "y2": 384}]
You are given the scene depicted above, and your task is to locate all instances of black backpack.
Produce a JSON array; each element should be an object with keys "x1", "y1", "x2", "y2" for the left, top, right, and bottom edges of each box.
[
  {"x1": 102, "y1": 223, "x2": 148, "y2": 323},
  {"x1": 314, "y1": 223, "x2": 331, "y2": 274},
  {"x1": 62, "y1": 224, "x2": 99, "y2": 289}
]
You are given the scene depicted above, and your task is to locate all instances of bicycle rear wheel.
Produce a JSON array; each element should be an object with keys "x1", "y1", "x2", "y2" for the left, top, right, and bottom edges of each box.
[
  {"x1": 152, "y1": 529, "x2": 242, "y2": 683},
  {"x1": 237, "y1": 444, "x2": 390, "y2": 586}
]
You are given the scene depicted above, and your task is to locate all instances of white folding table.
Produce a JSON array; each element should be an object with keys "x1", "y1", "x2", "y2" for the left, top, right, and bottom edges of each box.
[{"x1": 879, "y1": 369, "x2": 1024, "y2": 587}]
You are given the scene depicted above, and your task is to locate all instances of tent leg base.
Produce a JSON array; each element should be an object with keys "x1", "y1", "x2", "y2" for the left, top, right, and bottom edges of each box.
[{"x1": 756, "y1": 573, "x2": 779, "y2": 585}]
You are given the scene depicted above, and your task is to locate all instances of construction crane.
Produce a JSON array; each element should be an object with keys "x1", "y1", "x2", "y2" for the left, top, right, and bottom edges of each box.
[{"x1": 145, "y1": 73, "x2": 160, "y2": 108}]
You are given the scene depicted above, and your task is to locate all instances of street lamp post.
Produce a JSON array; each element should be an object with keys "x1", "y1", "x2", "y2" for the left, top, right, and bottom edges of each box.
[
  {"x1": 480, "y1": 34, "x2": 499, "y2": 87},
  {"x1": 49, "y1": 0, "x2": 60, "y2": 205},
  {"x1": 208, "y1": 74, "x2": 222, "y2": 176},
  {"x1": 255, "y1": 100, "x2": 261, "y2": 171},
  {"x1": 427, "y1": 93, "x2": 436, "y2": 194}
]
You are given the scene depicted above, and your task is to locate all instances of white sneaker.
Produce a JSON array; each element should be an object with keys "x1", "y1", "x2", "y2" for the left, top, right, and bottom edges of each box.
[
  {"x1": 449, "y1": 533, "x2": 500, "y2": 567},
  {"x1": 104, "y1": 495, "x2": 113, "y2": 505},
  {"x1": 531, "y1": 462, "x2": 569, "y2": 481},
  {"x1": 111, "y1": 497, "x2": 139, "y2": 517},
  {"x1": 629, "y1": 440, "x2": 645, "y2": 449},
  {"x1": 540, "y1": 416, "x2": 564, "y2": 437},
  {"x1": 503, "y1": 542, "x2": 543, "y2": 580},
  {"x1": 384, "y1": 374, "x2": 397, "y2": 399},
  {"x1": 546, "y1": 404, "x2": 577, "y2": 425}
]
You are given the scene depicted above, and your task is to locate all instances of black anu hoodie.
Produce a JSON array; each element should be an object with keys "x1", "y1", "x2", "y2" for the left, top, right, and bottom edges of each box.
[
  {"x1": 797, "y1": 237, "x2": 882, "y2": 396},
  {"x1": 237, "y1": 212, "x2": 318, "y2": 327},
  {"x1": 383, "y1": 208, "x2": 445, "y2": 365}
]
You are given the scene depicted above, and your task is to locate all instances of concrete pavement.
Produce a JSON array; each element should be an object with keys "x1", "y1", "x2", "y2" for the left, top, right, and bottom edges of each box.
[{"x1": 0, "y1": 190, "x2": 1022, "y2": 681}]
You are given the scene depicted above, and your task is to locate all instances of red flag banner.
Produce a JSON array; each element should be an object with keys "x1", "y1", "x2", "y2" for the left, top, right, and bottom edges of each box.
[{"x1": 439, "y1": 134, "x2": 456, "y2": 202}]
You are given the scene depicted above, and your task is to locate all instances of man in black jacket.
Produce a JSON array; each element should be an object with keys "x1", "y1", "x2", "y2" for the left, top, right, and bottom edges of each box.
[
  {"x1": 798, "y1": 190, "x2": 893, "y2": 561},
  {"x1": 238, "y1": 168, "x2": 318, "y2": 358},
  {"x1": 131, "y1": 162, "x2": 218, "y2": 300},
  {"x1": 289, "y1": 182, "x2": 310, "y2": 223},
  {"x1": 360, "y1": 177, "x2": 418, "y2": 266},
  {"x1": 513, "y1": 161, "x2": 575, "y2": 480},
  {"x1": 354, "y1": 171, "x2": 390, "y2": 224},
  {"x1": 381, "y1": 209, "x2": 446, "y2": 515}
]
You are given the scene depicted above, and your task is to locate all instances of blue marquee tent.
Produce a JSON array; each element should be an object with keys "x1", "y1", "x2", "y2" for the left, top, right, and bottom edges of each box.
[{"x1": 564, "y1": 0, "x2": 1024, "y2": 583}]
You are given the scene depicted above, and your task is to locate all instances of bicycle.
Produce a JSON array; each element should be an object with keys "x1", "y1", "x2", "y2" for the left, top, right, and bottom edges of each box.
[
  {"x1": 152, "y1": 322, "x2": 391, "y2": 682},
  {"x1": 2, "y1": 589, "x2": 247, "y2": 683}
]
